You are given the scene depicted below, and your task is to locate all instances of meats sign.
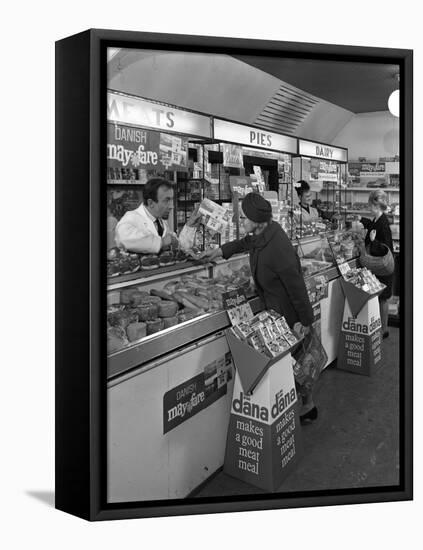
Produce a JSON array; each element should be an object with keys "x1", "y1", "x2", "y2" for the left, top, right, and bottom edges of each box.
[{"x1": 107, "y1": 91, "x2": 212, "y2": 137}]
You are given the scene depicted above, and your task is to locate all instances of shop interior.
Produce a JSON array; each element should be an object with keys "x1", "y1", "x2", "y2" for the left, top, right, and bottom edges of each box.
[{"x1": 106, "y1": 50, "x2": 400, "y2": 502}]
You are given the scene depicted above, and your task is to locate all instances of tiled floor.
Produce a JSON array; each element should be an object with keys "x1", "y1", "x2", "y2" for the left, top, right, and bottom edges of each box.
[{"x1": 195, "y1": 327, "x2": 400, "y2": 497}]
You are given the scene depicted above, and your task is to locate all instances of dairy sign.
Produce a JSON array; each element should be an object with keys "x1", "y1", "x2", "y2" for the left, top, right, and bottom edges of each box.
[
  {"x1": 107, "y1": 91, "x2": 212, "y2": 138},
  {"x1": 299, "y1": 139, "x2": 348, "y2": 162},
  {"x1": 214, "y1": 119, "x2": 297, "y2": 154},
  {"x1": 224, "y1": 353, "x2": 302, "y2": 491}
]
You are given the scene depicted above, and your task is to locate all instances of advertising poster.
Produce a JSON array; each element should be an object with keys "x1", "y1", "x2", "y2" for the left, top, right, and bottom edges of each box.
[
  {"x1": 224, "y1": 353, "x2": 302, "y2": 491},
  {"x1": 107, "y1": 123, "x2": 161, "y2": 171},
  {"x1": 229, "y1": 176, "x2": 254, "y2": 197},
  {"x1": 337, "y1": 294, "x2": 382, "y2": 376},
  {"x1": 159, "y1": 133, "x2": 188, "y2": 171},
  {"x1": 252, "y1": 166, "x2": 266, "y2": 192},
  {"x1": 107, "y1": 124, "x2": 188, "y2": 173},
  {"x1": 310, "y1": 159, "x2": 339, "y2": 182},
  {"x1": 222, "y1": 143, "x2": 244, "y2": 168},
  {"x1": 163, "y1": 353, "x2": 232, "y2": 434}
]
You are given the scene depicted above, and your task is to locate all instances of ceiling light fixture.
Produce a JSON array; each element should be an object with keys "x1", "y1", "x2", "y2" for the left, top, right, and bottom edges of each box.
[{"x1": 388, "y1": 74, "x2": 400, "y2": 117}]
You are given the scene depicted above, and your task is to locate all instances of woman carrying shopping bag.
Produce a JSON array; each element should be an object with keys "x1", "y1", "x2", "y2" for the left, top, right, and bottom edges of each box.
[
  {"x1": 356, "y1": 190, "x2": 394, "y2": 339},
  {"x1": 200, "y1": 192, "x2": 319, "y2": 423}
]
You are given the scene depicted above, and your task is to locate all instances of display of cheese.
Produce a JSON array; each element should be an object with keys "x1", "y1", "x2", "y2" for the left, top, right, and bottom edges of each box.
[
  {"x1": 127, "y1": 322, "x2": 147, "y2": 342},
  {"x1": 120, "y1": 288, "x2": 138, "y2": 304},
  {"x1": 158, "y1": 301, "x2": 179, "y2": 318},
  {"x1": 106, "y1": 263, "x2": 256, "y2": 354},
  {"x1": 107, "y1": 290, "x2": 121, "y2": 306},
  {"x1": 129, "y1": 291, "x2": 145, "y2": 306},
  {"x1": 163, "y1": 316, "x2": 179, "y2": 329},
  {"x1": 108, "y1": 310, "x2": 133, "y2": 329},
  {"x1": 136, "y1": 304, "x2": 150, "y2": 322},
  {"x1": 146, "y1": 318, "x2": 164, "y2": 335},
  {"x1": 107, "y1": 326, "x2": 129, "y2": 353}
]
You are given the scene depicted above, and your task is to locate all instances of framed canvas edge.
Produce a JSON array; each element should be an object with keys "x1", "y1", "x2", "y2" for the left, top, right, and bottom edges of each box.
[{"x1": 55, "y1": 28, "x2": 413, "y2": 522}]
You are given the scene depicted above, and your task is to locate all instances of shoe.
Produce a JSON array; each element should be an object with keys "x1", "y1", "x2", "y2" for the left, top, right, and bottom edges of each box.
[
  {"x1": 300, "y1": 406, "x2": 318, "y2": 425},
  {"x1": 383, "y1": 331, "x2": 389, "y2": 339}
]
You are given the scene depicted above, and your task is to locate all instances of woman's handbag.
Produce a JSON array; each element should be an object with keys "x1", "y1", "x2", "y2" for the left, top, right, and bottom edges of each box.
[
  {"x1": 292, "y1": 327, "x2": 327, "y2": 396},
  {"x1": 359, "y1": 243, "x2": 395, "y2": 277}
]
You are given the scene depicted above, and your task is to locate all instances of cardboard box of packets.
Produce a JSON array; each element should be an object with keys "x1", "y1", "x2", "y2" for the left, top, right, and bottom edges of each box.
[
  {"x1": 222, "y1": 289, "x2": 303, "y2": 492},
  {"x1": 336, "y1": 263, "x2": 384, "y2": 376}
]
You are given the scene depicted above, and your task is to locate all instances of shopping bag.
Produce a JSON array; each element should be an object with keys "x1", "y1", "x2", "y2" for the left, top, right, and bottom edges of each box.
[
  {"x1": 359, "y1": 243, "x2": 395, "y2": 277},
  {"x1": 292, "y1": 327, "x2": 327, "y2": 396}
]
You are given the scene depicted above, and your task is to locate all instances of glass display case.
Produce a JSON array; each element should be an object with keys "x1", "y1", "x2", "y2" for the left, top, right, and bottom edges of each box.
[
  {"x1": 107, "y1": 254, "x2": 256, "y2": 358},
  {"x1": 294, "y1": 230, "x2": 362, "y2": 278}
]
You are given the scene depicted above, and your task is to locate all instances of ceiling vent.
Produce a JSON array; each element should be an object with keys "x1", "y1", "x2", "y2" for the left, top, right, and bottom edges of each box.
[{"x1": 254, "y1": 84, "x2": 319, "y2": 135}]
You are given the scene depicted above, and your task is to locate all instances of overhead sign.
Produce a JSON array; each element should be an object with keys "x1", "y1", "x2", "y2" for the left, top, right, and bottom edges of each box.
[
  {"x1": 299, "y1": 140, "x2": 348, "y2": 162},
  {"x1": 107, "y1": 91, "x2": 212, "y2": 138},
  {"x1": 214, "y1": 119, "x2": 297, "y2": 154}
]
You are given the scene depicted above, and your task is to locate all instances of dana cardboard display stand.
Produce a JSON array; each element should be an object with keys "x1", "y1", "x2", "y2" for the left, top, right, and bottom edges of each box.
[
  {"x1": 224, "y1": 330, "x2": 303, "y2": 492},
  {"x1": 337, "y1": 278, "x2": 382, "y2": 376}
]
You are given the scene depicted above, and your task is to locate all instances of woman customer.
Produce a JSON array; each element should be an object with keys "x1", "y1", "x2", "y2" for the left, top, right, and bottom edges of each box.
[
  {"x1": 357, "y1": 190, "x2": 393, "y2": 339},
  {"x1": 200, "y1": 192, "x2": 317, "y2": 423}
]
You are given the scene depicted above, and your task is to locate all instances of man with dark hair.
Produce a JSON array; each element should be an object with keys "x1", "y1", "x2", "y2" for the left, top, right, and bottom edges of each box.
[{"x1": 115, "y1": 177, "x2": 200, "y2": 253}]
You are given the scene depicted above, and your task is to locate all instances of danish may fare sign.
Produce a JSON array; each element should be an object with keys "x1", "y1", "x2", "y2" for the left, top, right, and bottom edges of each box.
[
  {"x1": 299, "y1": 139, "x2": 348, "y2": 162},
  {"x1": 214, "y1": 119, "x2": 297, "y2": 154},
  {"x1": 107, "y1": 91, "x2": 212, "y2": 138}
]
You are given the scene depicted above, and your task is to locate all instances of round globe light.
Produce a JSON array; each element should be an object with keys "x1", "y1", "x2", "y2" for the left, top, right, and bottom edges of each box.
[{"x1": 388, "y1": 89, "x2": 400, "y2": 117}]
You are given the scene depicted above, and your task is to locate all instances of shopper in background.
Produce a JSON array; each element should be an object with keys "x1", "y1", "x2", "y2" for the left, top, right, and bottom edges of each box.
[
  {"x1": 356, "y1": 189, "x2": 393, "y2": 339},
  {"x1": 115, "y1": 178, "x2": 201, "y2": 254},
  {"x1": 200, "y1": 192, "x2": 317, "y2": 422}
]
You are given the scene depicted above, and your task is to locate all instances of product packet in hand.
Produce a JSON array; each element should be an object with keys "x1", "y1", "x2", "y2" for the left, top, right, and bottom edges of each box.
[
  {"x1": 222, "y1": 288, "x2": 253, "y2": 326},
  {"x1": 199, "y1": 198, "x2": 230, "y2": 234}
]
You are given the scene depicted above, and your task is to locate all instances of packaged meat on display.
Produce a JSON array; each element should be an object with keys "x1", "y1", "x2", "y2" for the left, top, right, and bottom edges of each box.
[
  {"x1": 107, "y1": 247, "x2": 189, "y2": 277},
  {"x1": 107, "y1": 263, "x2": 254, "y2": 354},
  {"x1": 229, "y1": 309, "x2": 300, "y2": 359},
  {"x1": 343, "y1": 267, "x2": 385, "y2": 294}
]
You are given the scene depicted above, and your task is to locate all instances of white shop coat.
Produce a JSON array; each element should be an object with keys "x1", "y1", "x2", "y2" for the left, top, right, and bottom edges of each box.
[
  {"x1": 295, "y1": 205, "x2": 320, "y2": 223},
  {"x1": 115, "y1": 203, "x2": 196, "y2": 254}
]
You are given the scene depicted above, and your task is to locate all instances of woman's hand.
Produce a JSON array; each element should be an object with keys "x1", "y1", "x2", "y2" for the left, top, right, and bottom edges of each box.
[
  {"x1": 369, "y1": 229, "x2": 377, "y2": 242},
  {"x1": 294, "y1": 323, "x2": 311, "y2": 337},
  {"x1": 199, "y1": 247, "x2": 223, "y2": 261}
]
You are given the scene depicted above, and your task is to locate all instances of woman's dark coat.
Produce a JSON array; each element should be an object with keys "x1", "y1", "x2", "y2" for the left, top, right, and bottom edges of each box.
[
  {"x1": 221, "y1": 221, "x2": 313, "y2": 328},
  {"x1": 362, "y1": 213, "x2": 394, "y2": 300}
]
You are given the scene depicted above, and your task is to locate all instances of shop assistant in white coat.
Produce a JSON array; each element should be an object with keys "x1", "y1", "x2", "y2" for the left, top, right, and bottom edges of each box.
[
  {"x1": 115, "y1": 178, "x2": 200, "y2": 253},
  {"x1": 295, "y1": 180, "x2": 320, "y2": 223}
]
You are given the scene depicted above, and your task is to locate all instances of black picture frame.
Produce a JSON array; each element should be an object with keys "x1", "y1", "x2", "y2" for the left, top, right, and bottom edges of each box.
[{"x1": 55, "y1": 29, "x2": 413, "y2": 521}]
